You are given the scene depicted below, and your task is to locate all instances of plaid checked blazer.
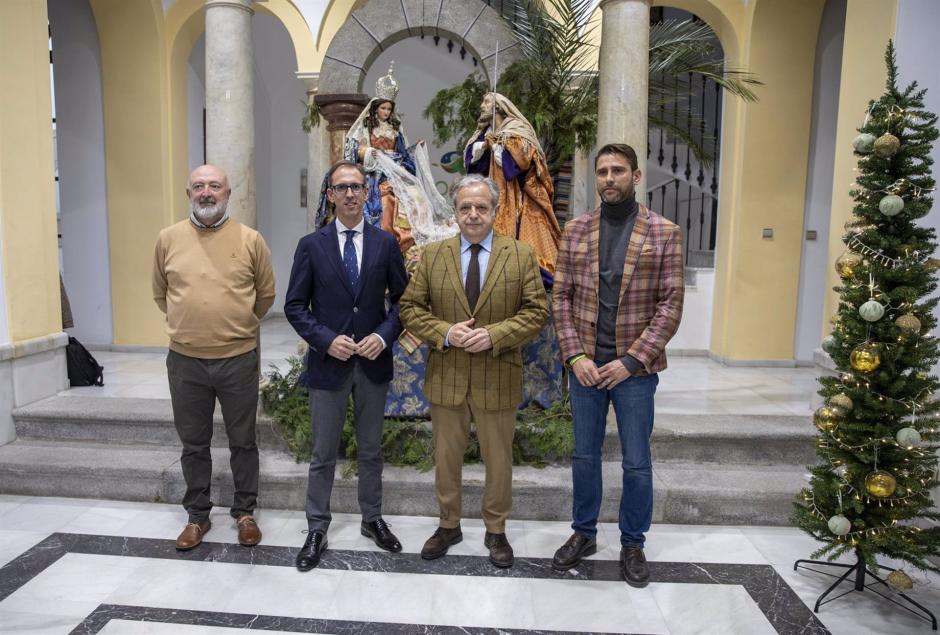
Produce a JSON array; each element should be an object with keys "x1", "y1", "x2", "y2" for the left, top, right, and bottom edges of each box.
[
  {"x1": 400, "y1": 234, "x2": 549, "y2": 410},
  {"x1": 553, "y1": 204, "x2": 684, "y2": 375}
]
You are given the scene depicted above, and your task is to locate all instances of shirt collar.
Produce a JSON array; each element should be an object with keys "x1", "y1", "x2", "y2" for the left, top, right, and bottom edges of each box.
[
  {"x1": 189, "y1": 210, "x2": 229, "y2": 229},
  {"x1": 461, "y1": 231, "x2": 494, "y2": 253},
  {"x1": 335, "y1": 216, "x2": 365, "y2": 235}
]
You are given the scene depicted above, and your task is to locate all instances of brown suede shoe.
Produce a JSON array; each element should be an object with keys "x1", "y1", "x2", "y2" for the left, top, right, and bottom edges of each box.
[
  {"x1": 420, "y1": 525, "x2": 463, "y2": 560},
  {"x1": 176, "y1": 520, "x2": 211, "y2": 551},
  {"x1": 484, "y1": 531, "x2": 514, "y2": 568},
  {"x1": 236, "y1": 515, "x2": 262, "y2": 547}
]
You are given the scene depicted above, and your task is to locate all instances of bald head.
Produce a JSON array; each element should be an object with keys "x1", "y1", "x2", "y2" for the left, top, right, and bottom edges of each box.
[{"x1": 187, "y1": 164, "x2": 230, "y2": 226}]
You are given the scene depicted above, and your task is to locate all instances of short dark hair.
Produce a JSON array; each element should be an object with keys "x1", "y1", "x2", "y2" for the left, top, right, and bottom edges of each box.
[
  {"x1": 327, "y1": 160, "x2": 366, "y2": 186},
  {"x1": 595, "y1": 143, "x2": 638, "y2": 171}
]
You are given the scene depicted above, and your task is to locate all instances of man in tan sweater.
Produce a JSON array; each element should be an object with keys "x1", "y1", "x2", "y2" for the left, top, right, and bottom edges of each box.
[{"x1": 153, "y1": 164, "x2": 275, "y2": 551}]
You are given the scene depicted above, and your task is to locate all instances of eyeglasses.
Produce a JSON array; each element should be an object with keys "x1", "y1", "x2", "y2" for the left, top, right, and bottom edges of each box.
[{"x1": 331, "y1": 183, "x2": 366, "y2": 194}]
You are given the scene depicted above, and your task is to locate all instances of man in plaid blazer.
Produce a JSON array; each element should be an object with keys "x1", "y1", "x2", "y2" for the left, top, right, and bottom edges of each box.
[
  {"x1": 551, "y1": 143, "x2": 684, "y2": 587},
  {"x1": 400, "y1": 174, "x2": 548, "y2": 568}
]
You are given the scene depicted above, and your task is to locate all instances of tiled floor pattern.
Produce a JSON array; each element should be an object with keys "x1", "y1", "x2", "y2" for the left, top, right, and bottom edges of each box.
[
  {"x1": 72, "y1": 318, "x2": 818, "y2": 417},
  {"x1": 1, "y1": 496, "x2": 938, "y2": 634}
]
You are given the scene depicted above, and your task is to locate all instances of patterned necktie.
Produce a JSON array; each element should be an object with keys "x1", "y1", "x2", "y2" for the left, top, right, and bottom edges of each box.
[
  {"x1": 343, "y1": 229, "x2": 359, "y2": 288},
  {"x1": 465, "y1": 243, "x2": 482, "y2": 312}
]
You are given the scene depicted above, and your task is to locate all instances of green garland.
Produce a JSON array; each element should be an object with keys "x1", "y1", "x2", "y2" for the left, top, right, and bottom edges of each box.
[{"x1": 260, "y1": 354, "x2": 574, "y2": 472}]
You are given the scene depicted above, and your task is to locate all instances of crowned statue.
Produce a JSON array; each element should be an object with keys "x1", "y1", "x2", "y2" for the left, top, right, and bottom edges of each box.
[
  {"x1": 316, "y1": 63, "x2": 456, "y2": 268},
  {"x1": 464, "y1": 92, "x2": 561, "y2": 282}
]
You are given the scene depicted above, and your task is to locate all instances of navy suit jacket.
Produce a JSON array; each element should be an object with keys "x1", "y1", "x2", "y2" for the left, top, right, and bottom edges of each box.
[{"x1": 284, "y1": 221, "x2": 408, "y2": 390}]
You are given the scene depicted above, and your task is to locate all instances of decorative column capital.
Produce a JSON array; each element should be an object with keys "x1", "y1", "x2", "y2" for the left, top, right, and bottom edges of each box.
[
  {"x1": 598, "y1": 0, "x2": 650, "y2": 9},
  {"x1": 314, "y1": 93, "x2": 370, "y2": 131},
  {"x1": 297, "y1": 72, "x2": 321, "y2": 99},
  {"x1": 205, "y1": 0, "x2": 254, "y2": 15}
]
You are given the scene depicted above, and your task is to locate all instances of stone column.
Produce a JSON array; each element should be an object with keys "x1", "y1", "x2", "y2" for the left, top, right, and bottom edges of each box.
[
  {"x1": 314, "y1": 94, "x2": 370, "y2": 164},
  {"x1": 571, "y1": 148, "x2": 594, "y2": 216},
  {"x1": 205, "y1": 0, "x2": 255, "y2": 227},
  {"x1": 597, "y1": 0, "x2": 650, "y2": 199},
  {"x1": 299, "y1": 73, "x2": 332, "y2": 232}
]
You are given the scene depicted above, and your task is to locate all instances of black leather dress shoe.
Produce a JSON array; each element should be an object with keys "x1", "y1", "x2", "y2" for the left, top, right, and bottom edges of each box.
[
  {"x1": 421, "y1": 525, "x2": 463, "y2": 560},
  {"x1": 361, "y1": 518, "x2": 402, "y2": 553},
  {"x1": 552, "y1": 533, "x2": 597, "y2": 571},
  {"x1": 296, "y1": 531, "x2": 328, "y2": 572},
  {"x1": 620, "y1": 546, "x2": 650, "y2": 588}
]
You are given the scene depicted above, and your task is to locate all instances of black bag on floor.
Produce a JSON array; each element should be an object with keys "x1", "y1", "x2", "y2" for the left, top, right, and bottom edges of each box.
[{"x1": 66, "y1": 336, "x2": 104, "y2": 387}]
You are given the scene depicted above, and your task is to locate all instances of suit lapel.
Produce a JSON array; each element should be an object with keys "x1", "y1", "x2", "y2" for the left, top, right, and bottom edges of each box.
[
  {"x1": 475, "y1": 236, "x2": 510, "y2": 315},
  {"x1": 618, "y1": 205, "x2": 651, "y2": 305},
  {"x1": 322, "y1": 222, "x2": 356, "y2": 298},
  {"x1": 445, "y1": 236, "x2": 471, "y2": 316},
  {"x1": 354, "y1": 224, "x2": 379, "y2": 301}
]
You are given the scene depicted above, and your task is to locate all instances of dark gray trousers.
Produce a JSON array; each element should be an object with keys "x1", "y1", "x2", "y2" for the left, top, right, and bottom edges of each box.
[
  {"x1": 166, "y1": 349, "x2": 259, "y2": 522},
  {"x1": 306, "y1": 361, "x2": 388, "y2": 533}
]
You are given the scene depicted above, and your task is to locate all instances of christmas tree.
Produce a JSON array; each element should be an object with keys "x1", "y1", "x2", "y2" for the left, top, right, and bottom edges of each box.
[{"x1": 793, "y1": 42, "x2": 940, "y2": 580}]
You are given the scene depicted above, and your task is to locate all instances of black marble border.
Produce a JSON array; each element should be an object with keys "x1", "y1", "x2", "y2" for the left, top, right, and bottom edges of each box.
[
  {"x1": 70, "y1": 604, "x2": 635, "y2": 635},
  {"x1": 0, "y1": 533, "x2": 829, "y2": 635}
]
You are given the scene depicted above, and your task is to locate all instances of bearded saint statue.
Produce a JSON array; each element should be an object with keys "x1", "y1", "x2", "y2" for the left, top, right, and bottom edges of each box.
[{"x1": 463, "y1": 92, "x2": 561, "y2": 282}]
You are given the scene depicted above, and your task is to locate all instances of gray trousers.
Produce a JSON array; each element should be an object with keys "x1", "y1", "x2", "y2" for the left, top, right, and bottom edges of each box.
[
  {"x1": 166, "y1": 349, "x2": 259, "y2": 522},
  {"x1": 306, "y1": 361, "x2": 388, "y2": 533}
]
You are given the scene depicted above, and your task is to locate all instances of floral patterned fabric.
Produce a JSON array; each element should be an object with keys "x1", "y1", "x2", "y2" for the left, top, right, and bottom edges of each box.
[{"x1": 385, "y1": 309, "x2": 564, "y2": 418}]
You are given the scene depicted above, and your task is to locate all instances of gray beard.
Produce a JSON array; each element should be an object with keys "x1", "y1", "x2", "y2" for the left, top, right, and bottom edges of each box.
[{"x1": 191, "y1": 200, "x2": 227, "y2": 225}]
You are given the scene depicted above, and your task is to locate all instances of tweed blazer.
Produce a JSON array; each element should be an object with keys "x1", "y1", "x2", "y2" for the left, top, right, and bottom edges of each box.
[
  {"x1": 553, "y1": 204, "x2": 684, "y2": 375},
  {"x1": 400, "y1": 234, "x2": 549, "y2": 410}
]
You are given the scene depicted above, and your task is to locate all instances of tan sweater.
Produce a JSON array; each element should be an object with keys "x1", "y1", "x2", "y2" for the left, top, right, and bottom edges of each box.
[{"x1": 153, "y1": 219, "x2": 276, "y2": 359}]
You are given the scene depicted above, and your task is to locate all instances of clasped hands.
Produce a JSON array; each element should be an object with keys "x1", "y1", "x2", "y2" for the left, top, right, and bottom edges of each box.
[
  {"x1": 446, "y1": 318, "x2": 492, "y2": 353},
  {"x1": 327, "y1": 334, "x2": 384, "y2": 361},
  {"x1": 572, "y1": 357, "x2": 631, "y2": 390}
]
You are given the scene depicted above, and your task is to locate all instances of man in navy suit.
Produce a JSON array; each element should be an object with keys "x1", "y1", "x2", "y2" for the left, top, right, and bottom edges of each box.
[{"x1": 285, "y1": 160, "x2": 408, "y2": 571}]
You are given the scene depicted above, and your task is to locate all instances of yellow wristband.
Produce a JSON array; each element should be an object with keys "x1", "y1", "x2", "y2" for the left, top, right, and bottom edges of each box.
[{"x1": 567, "y1": 354, "x2": 587, "y2": 367}]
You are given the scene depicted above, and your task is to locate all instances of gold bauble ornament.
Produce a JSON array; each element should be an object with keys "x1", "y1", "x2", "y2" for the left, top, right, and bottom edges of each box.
[
  {"x1": 813, "y1": 405, "x2": 846, "y2": 432},
  {"x1": 835, "y1": 251, "x2": 863, "y2": 278},
  {"x1": 865, "y1": 470, "x2": 897, "y2": 498},
  {"x1": 925, "y1": 258, "x2": 940, "y2": 273},
  {"x1": 829, "y1": 393, "x2": 854, "y2": 412},
  {"x1": 873, "y1": 132, "x2": 901, "y2": 157},
  {"x1": 850, "y1": 343, "x2": 881, "y2": 373},
  {"x1": 895, "y1": 313, "x2": 922, "y2": 335},
  {"x1": 887, "y1": 570, "x2": 914, "y2": 590}
]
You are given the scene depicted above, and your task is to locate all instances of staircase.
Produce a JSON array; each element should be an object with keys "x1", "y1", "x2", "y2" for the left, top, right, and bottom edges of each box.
[{"x1": 0, "y1": 394, "x2": 812, "y2": 525}]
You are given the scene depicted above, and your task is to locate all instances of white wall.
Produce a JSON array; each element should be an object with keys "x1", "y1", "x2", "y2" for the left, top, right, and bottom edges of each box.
[
  {"x1": 49, "y1": 0, "x2": 113, "y2": 345},
  {"x1": 895, "y1": 0, "x2": 940, "y2": 376},
  {"x1": 667, "y1": 268, "x2": 714, "y2": 353},
  {"x1": 794, "y1": 0, "x2": 846, "y2": 363},
  {"x1": 0, "y1": 219, "x2": 9, "y2": 346},
  {"x1": 362, "y1": 36, "x2": 481, "y2": 193}
]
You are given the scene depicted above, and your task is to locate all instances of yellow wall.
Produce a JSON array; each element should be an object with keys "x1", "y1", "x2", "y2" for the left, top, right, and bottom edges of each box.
[
  {"x1": 90, "y1": 0, "x2": 173, "y2": 346},
  {"x1": 709, "y1": 0, "x2": 826, "y2": 361},
  {"x1": 822, "y1": 0, "x2": 898, "y2": 337},
  {"x1": 0, "y1": 1, "x2": 62, "y2": 341}
]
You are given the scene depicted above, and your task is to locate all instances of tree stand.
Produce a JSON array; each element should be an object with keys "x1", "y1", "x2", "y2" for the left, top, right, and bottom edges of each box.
[{"x1": 794, "y1": 549, "x2": 937, "y2": 630}]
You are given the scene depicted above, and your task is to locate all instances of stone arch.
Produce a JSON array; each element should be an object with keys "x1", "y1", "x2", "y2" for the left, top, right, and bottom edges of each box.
[
  {"x1": 651, "y1": 0, "x2": 742, "y2": 66},
  {"x1": 317, "y1": 0, "x2": 522, "y2": 95}
]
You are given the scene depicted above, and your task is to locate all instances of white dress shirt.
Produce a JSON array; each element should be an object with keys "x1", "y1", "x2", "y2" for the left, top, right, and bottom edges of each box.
[{"x1": 334, "y1": 216, "x2": 385, "y2": 351}]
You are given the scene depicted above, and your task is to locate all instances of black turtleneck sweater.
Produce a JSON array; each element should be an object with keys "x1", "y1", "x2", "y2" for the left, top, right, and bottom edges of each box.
[{"x1": 594, "y1": 195, "x2": 643, "y2": 374}]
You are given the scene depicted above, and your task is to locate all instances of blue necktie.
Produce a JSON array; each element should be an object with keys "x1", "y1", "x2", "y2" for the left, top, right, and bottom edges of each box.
[{"x1": 343, "y1": 229, "x2": 359, "y2": 288}]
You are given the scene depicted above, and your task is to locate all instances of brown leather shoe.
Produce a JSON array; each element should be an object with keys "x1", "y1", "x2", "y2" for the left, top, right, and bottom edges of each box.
[
  {"x1": 484, "y1": 531, "x2": 514, "y2": 568},
  {"x1": 236, "y1": 515, "x2": 262, "y2": 547},
  {"x1": 420, "y1": 525, "x2": 463, "y2": 560},
  {"x1": 176, "y1": 520, "x2": 211, "y2": 551}
]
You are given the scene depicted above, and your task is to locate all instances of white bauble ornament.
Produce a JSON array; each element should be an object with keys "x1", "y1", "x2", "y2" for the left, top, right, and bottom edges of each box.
[
  {"x1": 853, "y1": 133, "x2": 876, "y2": 154},
  {"x1": 879, "y1": 194, "x2": 905, "y2": 217},
  {"x1": 896, "y1": 427, "x2": 922, "y2": 448},
  {"x1": 821, "y1": 335, "x2": 837, "y2": 355},
  {"x1": 828, "y1": 514, "x2": 851, "y2": 536},
  {"x1": 859, "y1": 299, "x2": 885, "y2": 322}
]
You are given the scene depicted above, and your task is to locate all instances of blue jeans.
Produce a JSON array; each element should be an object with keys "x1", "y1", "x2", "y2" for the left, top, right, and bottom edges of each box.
[{"x1": 568, "y1": 372, "x2": 658, "y2": 547}]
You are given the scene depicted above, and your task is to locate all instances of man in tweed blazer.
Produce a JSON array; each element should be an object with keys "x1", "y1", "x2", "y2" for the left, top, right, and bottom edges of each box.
[
  {"x1": 400, "y1": 174, "x2": 548, "y2": 568},
  {"x1": 551, "y1": 143, "x2": 684, "y2": 587}
]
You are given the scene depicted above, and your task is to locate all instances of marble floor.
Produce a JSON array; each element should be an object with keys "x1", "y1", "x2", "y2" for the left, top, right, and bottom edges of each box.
[
  {"x1": 72, "y1": 318, "x2": 818, "y2": 417},
  {"x1": 0, "y1": 495, "x2": 937, "y2": 634}
]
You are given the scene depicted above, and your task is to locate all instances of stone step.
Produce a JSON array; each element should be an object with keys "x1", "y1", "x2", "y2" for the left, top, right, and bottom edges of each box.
[
  {"x1": 12, "y1": 396, "x2": 289, "y2": 453},
  {"x1": 13, "y1": 396, "x2": 816, "y2": 466},
  {"x1": 0, "y1": 440, "x2": 808, "y2": 526}
]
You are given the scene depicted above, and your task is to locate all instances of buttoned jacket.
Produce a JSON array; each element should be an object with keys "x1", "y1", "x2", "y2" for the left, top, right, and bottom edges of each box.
[
  {"x1": 553, "y1": 204, "x2": 684, "y2": 374},
  {"x1": 400, "y1": 234, "x2": 548, "y2": 410}
]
